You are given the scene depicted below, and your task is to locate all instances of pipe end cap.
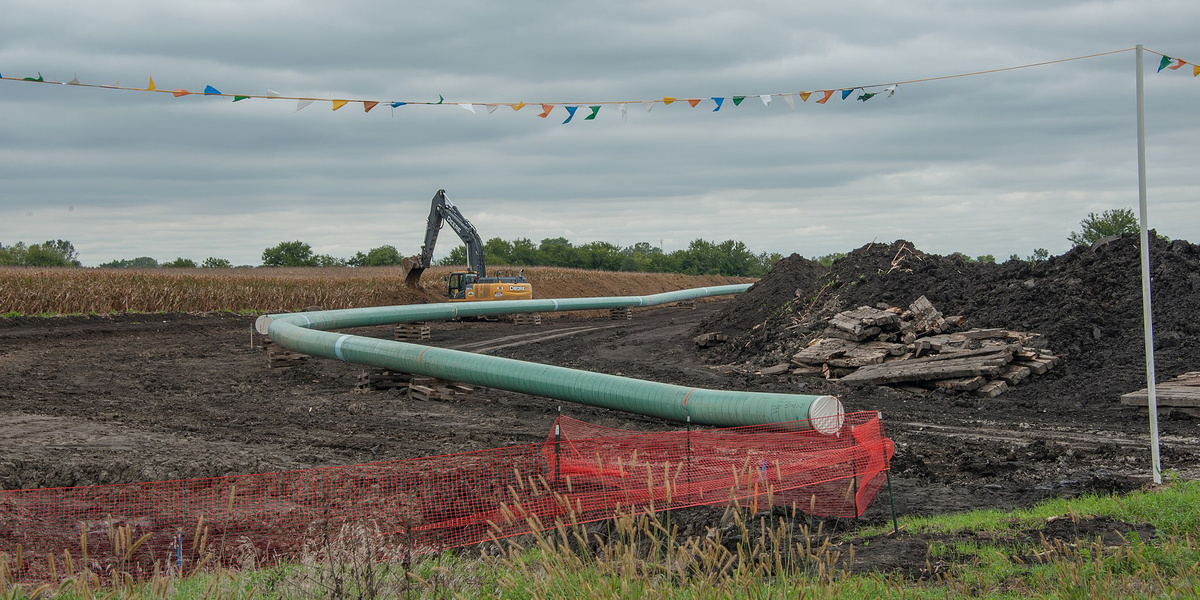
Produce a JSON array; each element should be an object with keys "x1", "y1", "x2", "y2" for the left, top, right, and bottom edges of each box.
[
  {"x1": 808, "y1": 395, "x2": 845, "y2": 435},
  {"x1": 254, "y1": 315, "x2": 273, "y2": 336}
]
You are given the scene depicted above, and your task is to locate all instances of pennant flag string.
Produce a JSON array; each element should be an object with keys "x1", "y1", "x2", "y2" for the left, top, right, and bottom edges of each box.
[{"x1": 1, "y1": 47, "x2": 1191, "y2": 120}]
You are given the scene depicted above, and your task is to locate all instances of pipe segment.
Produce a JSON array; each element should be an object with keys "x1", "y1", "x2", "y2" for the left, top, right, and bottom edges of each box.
[{"x1": 255, "y1": 284, "x2": 844, "y2": 432}]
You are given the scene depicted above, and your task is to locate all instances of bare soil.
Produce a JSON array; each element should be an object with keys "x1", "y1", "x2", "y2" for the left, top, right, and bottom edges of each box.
[{"x1": 1, "y1": 242, "x2": 1197, "y2": 573}]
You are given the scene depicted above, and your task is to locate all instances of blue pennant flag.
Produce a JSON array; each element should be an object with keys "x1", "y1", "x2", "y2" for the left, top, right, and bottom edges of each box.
[
  {"x1": 711, "y1": 97, "x2": 724, "y2": 112},
  {"x1": 841, "y1": 89, "x2": 854, "y2": 100},
  {"x1": 562, "y1": 106, "x2": 579, "y2": 124},
  {"x1": 204, "y1": 85, "x2": 221, "y2": 95},
  {"x1": 391, "y1": 102, "x2": 407, "y2": 108}
]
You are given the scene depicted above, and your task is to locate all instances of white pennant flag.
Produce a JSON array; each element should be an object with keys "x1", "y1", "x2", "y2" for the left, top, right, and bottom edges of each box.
[
  {"x1": 66, "y1": 74, "x2": 80, "y2": 85},
  {"x1": 459, "y1": 103, "x2": 476, "y2": 114},
  {"x1": 618, "y1": 103, "x2": 628, "y2": 122},
  {"x1": 782, "y1": 94, "x2": 795, "y2": 109},
  {"x1": 296, "y1": 99, "x2": 314, "y2": 112},
  {"x1": 486, "y1": 104, "x2": 500, "y2": 115},
  {"x1": 266, "y1": 89, "x2": 281, "y2": 98},
  {"x1": 643, "y1": 101, "x2": 655, "y2": 113},
  {"x1": 759, "y1": 94, "x2": 772, "y2": 107},
  {"x1": 885, "y1": 85, "x2": 898, "y2": 98}
]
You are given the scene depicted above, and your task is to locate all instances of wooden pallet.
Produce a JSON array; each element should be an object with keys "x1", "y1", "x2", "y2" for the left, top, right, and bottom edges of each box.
[
  {"x1": 355, "y1": 369, "x2": 414, "y2": 392},
  {"x1": 610, "y1": 307, "x2": 633, "y2": 320},
  {"x1": 671, "y1": 300, "x2": 696, "y2": 310},
  {"x1": 1120, "y1": 371, "x2": 1200, "y2": 416},
  {"x1": 394, "y1": 323, "x2": 431, "y2": 341},
  {"x1": 512, "y1": 313, "x2": 542, "y2": 325},
  {"x1": 262, "y1": 337, "x2": 308, "y2": 368},
  {"x1": 408, "y1": 379, "x2": 476, "y2": 401}
]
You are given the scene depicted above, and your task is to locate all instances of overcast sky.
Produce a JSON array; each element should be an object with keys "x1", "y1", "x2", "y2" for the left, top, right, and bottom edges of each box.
[{"x1": 1, "y1": 1, "x2": 1197, "y2": 267}]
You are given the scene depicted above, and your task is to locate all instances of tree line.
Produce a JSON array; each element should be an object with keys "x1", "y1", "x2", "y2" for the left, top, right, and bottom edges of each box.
[{"x1": 0, "y1": 208, "x2": 1146, "y2": 272}]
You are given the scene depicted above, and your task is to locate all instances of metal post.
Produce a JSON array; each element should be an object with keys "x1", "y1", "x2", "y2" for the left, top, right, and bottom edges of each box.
[
  {"x1": 1135, "y1": 44, "x2": 1162, "y2": 484},
  {"x1": 885, "y1": 470, "x2": 899, "y2": 535},
  {"x1": 554, "y1": 423, "x2": 561, "y2": 487}
]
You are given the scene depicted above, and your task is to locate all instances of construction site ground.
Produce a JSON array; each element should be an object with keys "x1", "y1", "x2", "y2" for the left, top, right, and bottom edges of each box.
[{"x1": 2, "y1": 299, "x2": 1195, "y2": 532}]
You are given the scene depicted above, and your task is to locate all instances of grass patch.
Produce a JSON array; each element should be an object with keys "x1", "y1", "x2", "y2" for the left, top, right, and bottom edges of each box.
[{"x1": 3, "y1": 483, "x2": 1198, "y2": 599}]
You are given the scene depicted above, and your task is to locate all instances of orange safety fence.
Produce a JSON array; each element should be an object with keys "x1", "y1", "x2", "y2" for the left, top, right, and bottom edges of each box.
[{"x1": 0, "y1": 411, "x2": 893, "y2": 583}]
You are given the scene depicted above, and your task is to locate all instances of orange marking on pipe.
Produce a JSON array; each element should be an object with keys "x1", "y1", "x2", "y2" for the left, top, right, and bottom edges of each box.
[{"x1": 682, "y1": 388, "x2": 696, "y2": 407}]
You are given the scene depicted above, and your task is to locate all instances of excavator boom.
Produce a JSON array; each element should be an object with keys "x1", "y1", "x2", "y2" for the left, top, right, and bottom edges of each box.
[{"x1": 401, "y1": 189, "x2": 485, "y2": 288}]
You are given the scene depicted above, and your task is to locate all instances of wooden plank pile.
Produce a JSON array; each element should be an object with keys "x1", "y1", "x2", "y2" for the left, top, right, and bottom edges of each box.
[
  {"x1": 394, "y1": 323, "x2": 431, "y2": 341},
  {"x1": 512, "y1": 313, "x2": 543, "y2": 325},
  {"x1": 408, "y1": 376, "x2": 477, "y2": 402},
  {"x1": 1120, "y1": 371, "x2": 1200, "y2": 416},
  {"x1": 671, "y1": 300, "x2": 697, "y2": 310},
  {"x1": 610, "y1": 307, "x2": 633, "y2": 320},
  {"x1": 790, "y1": 296, "x2": 1059, "y2": 397},
  {"x1": 263, "y1": 337, "x2": 308, "y2": 369}
]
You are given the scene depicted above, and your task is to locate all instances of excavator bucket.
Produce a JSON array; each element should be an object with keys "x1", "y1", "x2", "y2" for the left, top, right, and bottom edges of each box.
[{"x1": 400, "y1": 256, "x2": 425, "y2": 288}]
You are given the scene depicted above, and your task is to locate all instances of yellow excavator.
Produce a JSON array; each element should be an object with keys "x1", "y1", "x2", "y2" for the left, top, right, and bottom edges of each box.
[{"x1": 400, "y1": 190, "x2": 533, "y2": 302}]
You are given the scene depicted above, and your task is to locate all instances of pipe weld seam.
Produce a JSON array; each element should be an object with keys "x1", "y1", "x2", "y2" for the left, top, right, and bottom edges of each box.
[{"x1": 333, "y1": 334, "x2": 351, "y2": 361}]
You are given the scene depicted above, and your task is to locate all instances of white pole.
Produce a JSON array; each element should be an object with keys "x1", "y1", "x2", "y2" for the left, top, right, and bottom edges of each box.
[{"x1": 1135, "y1": 44, "x2": 1162, "y2": 484}]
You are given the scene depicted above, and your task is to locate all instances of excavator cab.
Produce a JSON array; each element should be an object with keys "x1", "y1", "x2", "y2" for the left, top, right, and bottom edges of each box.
[{"x1": 447, "y1": 271, "x2": 478, "y2": 300}]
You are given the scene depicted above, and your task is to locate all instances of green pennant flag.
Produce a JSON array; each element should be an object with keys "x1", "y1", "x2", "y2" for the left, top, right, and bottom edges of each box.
[
  {"x1": 585, "y1": 106, "x2": 600, "y2": 120},
  {"x1": 233, "y1": 96, "x2": 249, "y2": 102},
  {"x1": 732, "y1": 96, "x2": 745, "y2": 106},
  {"x1": 23, "y1": 72, "x2": 44, "y2": 82},
  {"x1": 857, "y1": 93, "x2": 876, "y2": 102},
  {"x1": 1158, "y1": 55, "x2": 1173, "y2": 73},
  {"x1": 437, "y1": 94, "x2": 444, "y2": 104}
]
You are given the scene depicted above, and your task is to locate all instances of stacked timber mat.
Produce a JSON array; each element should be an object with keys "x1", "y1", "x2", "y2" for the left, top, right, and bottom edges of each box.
[
  {"x1": 787, "y1": 297, "x2": 1059, "y2": 397},
  {"x1": 698, "y1": 235, "x2": 1200, "y2": 407},
  {"x1": 356, "y1": 368, "x2": 476, "y2": 400}
]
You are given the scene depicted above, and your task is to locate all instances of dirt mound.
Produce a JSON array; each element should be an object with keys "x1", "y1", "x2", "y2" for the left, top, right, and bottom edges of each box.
[
  {"x1": 699, "y1": 235, "x2": 1200, "y2": 407},
  {"x1": 698, "y1": 253, "x2": 829, "y2": 337}
]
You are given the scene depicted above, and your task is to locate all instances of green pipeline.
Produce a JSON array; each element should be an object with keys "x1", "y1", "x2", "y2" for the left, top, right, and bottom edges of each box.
[{"x1": 255, "y1": 285, "x2": 844, "y2": 432}]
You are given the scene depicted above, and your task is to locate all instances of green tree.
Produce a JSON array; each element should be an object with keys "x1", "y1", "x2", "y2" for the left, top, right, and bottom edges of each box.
[
  {"x1": 483, "y1": 238, "x2": 514, "y2": 266},
  {"x1": 347, "y1": 245, "x2": 403, "y2": 267},
  {"x1": 262, "y1": 241, "x2": 317, "y2": 267},
  {"x1": 0, "y1": 239, "x2": 80, "y2": 266},
  {"x1": 162, "y1": 257, "x2": 197, "y2": 268},
  {"x1": 814, "y1": 252, "x2": 847, "y2": 267},
  {"x1": 314, "y1": 254, "x2": 345, "y2": 267},
  {"x1": 975, "y1": 254, "x2": 996, "y2": 264},
  {"x1": 437, "y1": 245, "x2": 469, "y2": 267},
  {"x1": 1028, "y1": 248, "x2": 1050, "y2": 262},
  {"x1": 99, "y1": 256, "x2": 159, "y2": 268},
  {"x1": 201, "y1": 257, "x2": 232, "y2": 269},
  {"x1": 1068, "y1": 208, "x2": 1139, "y2": 247},
  {"x1": 538, "y1": 237, "x2": 578, "y2": 267}
]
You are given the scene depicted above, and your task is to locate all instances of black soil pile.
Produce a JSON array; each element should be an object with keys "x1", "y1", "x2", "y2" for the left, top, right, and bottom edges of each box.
[{"x1": 699, "y1": 234, "x2": 1200, "y2": 405}]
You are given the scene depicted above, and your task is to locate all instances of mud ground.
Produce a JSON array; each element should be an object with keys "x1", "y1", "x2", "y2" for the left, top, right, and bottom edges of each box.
[{"x1": 2, "y1": 300, "x2": 1195, "y2": 525}]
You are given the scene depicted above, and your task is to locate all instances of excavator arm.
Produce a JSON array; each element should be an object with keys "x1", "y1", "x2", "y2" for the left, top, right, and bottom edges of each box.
[{"x1": 401, "y1": 189, "x2": 486, "y2": 287}]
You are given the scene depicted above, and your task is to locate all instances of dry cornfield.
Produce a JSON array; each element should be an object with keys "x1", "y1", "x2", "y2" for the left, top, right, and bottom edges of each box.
[{"x1": 0, "y1": 266, "x2": 752, "y2": 315}]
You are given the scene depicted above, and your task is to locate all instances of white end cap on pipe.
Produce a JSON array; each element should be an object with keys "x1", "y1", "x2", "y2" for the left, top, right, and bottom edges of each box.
[
  {"x1": 254, "y1": 315, "x2": 273, "y2": 336},
  {"x1": 808, "y1": 396, "x2": 845, "y2": 434}
]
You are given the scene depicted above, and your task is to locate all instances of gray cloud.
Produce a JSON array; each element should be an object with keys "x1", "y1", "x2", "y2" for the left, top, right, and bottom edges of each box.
[{"x1": 1, "y1": 0, "x2": 1197, "y2": 267}]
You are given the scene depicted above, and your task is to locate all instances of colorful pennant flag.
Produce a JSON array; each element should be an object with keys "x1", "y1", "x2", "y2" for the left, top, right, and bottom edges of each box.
[
  {"x1": 146, "y1": 77, "x2": 156, "y2": 91},
  {"x1": 296, "y1": 99, "x2": 313, "y2": 112},
  {"x1": 23, "y1": 73, "x2": 43, "y2": 82},
  {"x1": 799, "y1": 91, "x2": 812, "y2": 102},
  {"x1": 204, "y1": 85, "x2": 221, "y2": 95},
  {"x1": 562, "y1": 106, "x2": 578, "y2": 124},
  {"x1": 390, "y1": 102, "x2": 406, "y2": 108},
  {"x1": 1158, "y1": 56, "x2": 1173, "y2": 72},
  {"x1": 233, "y1": 96, "x2": 249, "y2": 102},
  {"x1": 841, "y1": 89, "x2": 854, "y2": 100},
  {"x1": 172, "y1": 89, "x2": 190, "y2": 97},
  {"x1": 585, "y1": 106, "x2": 600, "y2": 120},
  {"x1": 1168, "y1": 59, "x2": 1187, "y2": 71},
  {"x1": 712, "y1": 97, "x2": 724, "y2": 111},
  {"x1": 816, "y1": 90, "x2": 835, "y2": 104},
  {"x1": 363, "y1": 101, "x2": 378, "y2": 113},
  {"x1": 687, "y1": 98, "x2": 701, "y2": 107},
  {"x1": 732, "y1": 96, "x2": 745, "y2": 106},
  {"x1": 663, "y1": 97, "x2": 676, "y2": 105},
  {"x1": 512, "y1": 102, "x2": 526, "y2": 111},
  {"x1": 332, "y1": 99, "x2": 349, "y2": 111},
  {"x1": 538, "y1": 104, "x2": 553, "y2": 118},
  {"x1": 857, "y1": 92, "x2": 876, "y2": 102}
]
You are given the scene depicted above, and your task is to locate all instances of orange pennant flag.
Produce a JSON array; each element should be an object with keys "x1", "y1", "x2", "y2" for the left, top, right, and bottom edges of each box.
[
  {"x1": 363, "y1": 101, "x2": 378, "y2": 113},
  {"x1": 332, "y1": 99, "x2": 348, "y2": 111},
  {"x1": 662, "y1": 97, "x2": 676, "y2": 105},
  {"x1": 1194, "y1": 64, "x2": 1200, "y2": 77},
  {"x1": 799, "y1": 91, "x2": 812, "y2": 102},
  {"x1": 1169, "y1": 59, "x2": 1187, "y2": 71},
  {"x1": 512, "y1": 102, "x2": 526, "y2": 111},
  {"x1": 815, "y1": 90, "x2": 835, "y2": 104},
  {"x1": 538, "y1": 104, "x2": 553, "y2": 118},
  {"x1": 687, "y1": 98, "x2": 701, "y2": 107},
  {"x1": 172, "y1": 89, "x2": 191, "y2": 97},
  {"x1": 146, "y1": 77, "x2": 156, "y2": 91}
]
